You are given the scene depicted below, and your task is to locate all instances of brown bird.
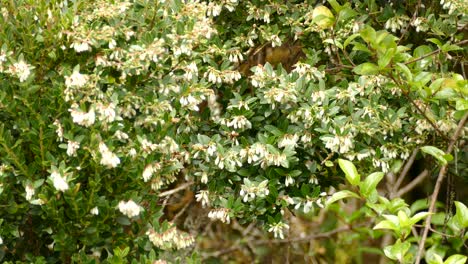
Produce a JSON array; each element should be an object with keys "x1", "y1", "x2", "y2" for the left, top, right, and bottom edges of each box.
[{"x1": 238, "y1": 40, "x2": 305, "y2": 75}]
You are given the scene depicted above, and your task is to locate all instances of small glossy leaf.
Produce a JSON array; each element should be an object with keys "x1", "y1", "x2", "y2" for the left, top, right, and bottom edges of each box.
[
  {"x1": 453, "y1": 201, "x2": 468, "y2": 229},
  {"x1": 338, "y1": 159, "x2": 360, "y2": 186},
  {"x1": 421, "y1": 146, "x2": 449, "y2": 165},
  {"x1": 443, "y1": 255, "x2": 467, "y2": 264},
  {"x1": 325, "y1": 190, "x2": 359, "y2": 207},
  {"x1": 353, "y1": 63, "x2": 379, "y2": 75},
  {"x1": 359, "y1": 172, "x2": 384, "y2": 198}
]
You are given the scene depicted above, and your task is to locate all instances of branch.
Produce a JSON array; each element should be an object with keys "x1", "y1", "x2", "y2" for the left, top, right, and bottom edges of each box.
[
  {"x1": 158, "y1": 181, "x2": 194, "y2": 197},
  {"x1": 393, "y1": 169, "x2": 428, "y2": 198},
  {"x1": 415, "y1": 112, "x2": 468, "y2": 264},
  {"x1": 393, "y1": 148, "x2": 420, "y2": 193},
  {"x1": 404, "y1": 39, "x2": 468, "y2": 65},
  {"x1": 254, "y1": 225, "x2": 352, "y2": 245}
]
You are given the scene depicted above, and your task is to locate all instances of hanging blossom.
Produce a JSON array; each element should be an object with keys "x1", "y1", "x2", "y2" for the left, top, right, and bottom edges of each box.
[
  {"x1": 147, "y1": 225, "x2": 194, "y2": 250},
  {"x1": 118, "y1": 200, "x2": 141, "y2": 218},
  {"x1": 50, "y1": 170, "x2": 69, "y2": 192},
  {"x1": 69, "y1": 105, "x2": 96, "y2": 127},
  {"x1": 96, "y1": 102, "x2": 118, "y2": 123},
  {"x1": 99, "y1": 142, "x2": 120, "y2": 168},
  {"x1": 208, "y1": 208, "x2": 230, "y2": 223},
  {"x1": 53, "y1": 120, "x2": 64, "y2": 142},
  {"x1": 240, "y1": 179, "x2": 269, "y2": 202},
  {"x1": 66, "y1": 140, "x2": 80, "y2": 157},
  {"x1": 65, "y1": 70, "x2": 88, "y2": 88},
  {"x1": 322, "y1": 130, "x2": 355, "y2": 154},
  {"x1": 268, "y1": 222, "x2": 290, "y2": 239},
  {"x1": 195, "y1": 190, "x2": 210, "y2": 208},
  {"x1": 25, "y1": 184, "x2": 35, "y2": 201},
  {"x1": 8, "y1": 59, "x2": 33, "y2": 82},
  {"x1": 142, "y1": 162, "x2": 162, "y2": 182},
  {"x1": 90, "y1": 207, "x2": 99, "y2": 215},
  {"x1": 278, "y1": 134, "x2": 299, "y2": 149}
]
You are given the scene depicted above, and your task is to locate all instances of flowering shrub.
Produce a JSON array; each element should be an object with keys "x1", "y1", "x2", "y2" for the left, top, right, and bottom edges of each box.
[{"x1": 0, "y1": 0, "x2": 467, "y2": 263}]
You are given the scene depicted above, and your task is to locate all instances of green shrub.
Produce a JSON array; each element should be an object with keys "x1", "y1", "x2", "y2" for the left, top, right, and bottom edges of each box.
[{"x1": 0, "y1": 0, "x2": 466, "y2": 263}]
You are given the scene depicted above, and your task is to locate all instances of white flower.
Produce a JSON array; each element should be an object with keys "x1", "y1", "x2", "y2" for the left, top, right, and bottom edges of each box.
[
  {"x1": 128, "y1": 148, "x2": 137, "y2": 158},
  {"x1": 184, "y1": 62, "x2": 198, "y2": 80},
  {"x1": 71, "y1": 41, "x2": 90, "y2": 53},
  {"x1": 208, "y1": 208, "x2": 230, "y2": 223},
  {"x1": 114, "y1": 130, "x2": 129, "y2": 141},
  {"x1": 226, "y1": 115, "x2": 251, "y2": 130},
  {"x1": 0, "y1": 236, "x2": 2, "y2": 245},
  {"x1": 142, "y1": 164, "x2": 155, "y2": 182},
  {"x1": 9, "y1": 60, "x2": 32, "y2": 82},
  {"x1": 99, "y1": 142, "x2": 120, "y2": 168},
  {"x1": 285, "y1": 175, "x2": 294, "y2": 187},
  {"x1": 97, "y1": 102, "x2": 117, "y2": 123},
  {"x1": 90, "y1": 207, "x2": 99, "y2": 215},
  {"x1": 65, "y1": 70, "x2": 88, "y2": 88},
  {"x1": 69, "y1": 106, "x2": 96, "y2": 127},
  {"x1": 268, "y1": 222, "x2": 289, "y2": 239},
  {"x1": 118, "y1": 200, "x2": 141, "y2": 218},
  {"x1": 278, "y1": 134, "x2": 299, "y2": 149},
  {"x1": 200, "y1": 172, "x2": 208, "y2": 184},
  {"x1": 66, "y1": 140, "x2": 80, "y2": 156},
  {"x1": 25, "y1": 184, "x2": 35, "y2": 201},
  {"x1": 50, "y1": 170, "x2": 69, "y2": 192},
  {"x1": 195, "y1": 190, "x2": 210, "y2": 208},
  {"x1": 53, "y1": 120, "x2": 64, "y2": 142}
]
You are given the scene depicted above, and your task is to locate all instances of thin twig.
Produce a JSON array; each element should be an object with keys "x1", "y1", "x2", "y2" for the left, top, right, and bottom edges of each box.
[
  {"x1": 393, "y1": 170, "x2": 429, "y2": 198},
  {"x1": 389, "y1": 73, "x2": 450, "y2": 141},
  {"x1": 254, "y1": 225, "x2": 352, "y2": 245},
  {"x1": 393, "y1": 148, "x2": 420, "y2": 193},
  {"x1": 405, "y1": 39, "x2": 468, "y2": 65},
  {"x1": 159, "y1": 181, "x2": 194, "y2": 197},
  {"x1": 415, "y1": 112, "x2": 468, "y2": 264}
]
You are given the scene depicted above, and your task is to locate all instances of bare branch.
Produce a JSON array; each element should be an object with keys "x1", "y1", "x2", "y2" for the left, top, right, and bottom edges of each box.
[
  {"x1": 404, "y1": 39, "x2": 468, "y2": 65},
  {"x1": 159, "y1": 181, "x2": 194, "y2": 197},
  {"x1": 415, "y1": 112, "x2": 468, "y2": 264},
  {"x1": 394, "y1": 148, "x2": 420, "y2": 192},
  {"x1": 393, "y1": 169, "x2": 429, "y2": 199}
]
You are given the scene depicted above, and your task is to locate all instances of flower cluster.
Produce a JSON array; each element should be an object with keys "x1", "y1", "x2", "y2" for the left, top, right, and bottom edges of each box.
[
  {"x1": 240, "y1": 179, "x2": 270, "y2": 202},
  {"x1": 118, "y1": 200, "x2": 141, "y2": 218},
  {"x1": 147, "y1": 225, "x2": 195, "y2": 250}
]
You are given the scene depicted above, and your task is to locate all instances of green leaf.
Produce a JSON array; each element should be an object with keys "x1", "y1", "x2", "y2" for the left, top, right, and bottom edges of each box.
[
  {"x1": 353, "y1": 63, "x2": 379, "y2": 75},
  {"x1": 378, "y1": 48, "x2": 395, "y2": 68},
  {"x1": 344, "y1": 33, "x2": 360, "y2": 49},
  {"x1": 409, "y1": 211, "x2": 430, "y2": 225},
  {"x1": 338, "y1": 159, "x2": 360, "y2": 186},
  {"x1": 425, "y1": 245, "x2": 446, "y2": 264},
  {"x1": 444, "y1": 255, "x2": 467, "y2": 264},
  {"x1": 116, "y1": 216, "x2": 131, "y2": 226},
  {"x1": 453, "y1": 201, "x2": 468, "y2": 229},
  {"x1": 359, "y1": 172, "x2": 384, "y2": 198},
  {"x1": 396, "y1": 63, "x2": 413, "y2": 81},
  {"x1": 383, "y1": 239, "x2": 411, "y2": 262},
  {"x1": 421, "y1": 146, "x2": 449, "y2": 166},
  {"x1": 325, "y1": 190, "x2": 359, "y2": 207}
]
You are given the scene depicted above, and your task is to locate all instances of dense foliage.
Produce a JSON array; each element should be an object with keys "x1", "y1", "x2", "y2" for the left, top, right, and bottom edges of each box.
[{"x1": 0, "y1": 0, "x2": 467, "y2": 263}]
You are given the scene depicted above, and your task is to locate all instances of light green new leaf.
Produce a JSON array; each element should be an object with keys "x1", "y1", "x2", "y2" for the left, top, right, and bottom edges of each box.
[
  {"x1": 421, "y1": 146, "x2": 451, "y2": 165},
  {"x1": 353, "y1": 62, "x2": 379, "y2": 75},
  {"x1": 374, "y1": 220, "x2": 398, "y2": 231},
  {"x1": 453, "y1": 201, "x2": 468, "y2": 229},
  {"x1": 409, "y1": 211, "x2": 431, "y2": 225},
  {"x1": 325, "y1": 190, "x2": 359, "y2": 207},
  {"x1": 383, "y1": 239, "x2": 411, "y2": 262},
  {"x1": 396, "y1": 63, "x2": 413, "y2": 81},
  {"x1": 338, "y1": 159, "x2": 360, "y2": 186},
  {"x1": 359, "y1": 172, "x2": 384, "y2": 198},
  {"x1": 444, "y1": 255, "x2": 467, "y2": 264}
]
